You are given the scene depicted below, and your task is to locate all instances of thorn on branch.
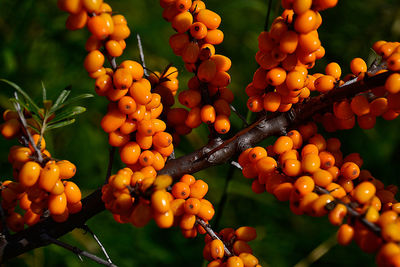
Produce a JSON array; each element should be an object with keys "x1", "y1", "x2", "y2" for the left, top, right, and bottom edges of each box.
[
  {"x1": 136, "y1": 34, "x2": 148, "y2": 78},
  {"x1": 229, "y1": 104, "x2": 249, "y2": 127},
  {"x1": 81, "y1": 225, "x2": 114, "y2": 265},
  {"x1": 42, "y1": 233, "x2": 117, "y2": 267},
  {"x1": 196, "y1": 218, "x2": 233, "y2": 257}
]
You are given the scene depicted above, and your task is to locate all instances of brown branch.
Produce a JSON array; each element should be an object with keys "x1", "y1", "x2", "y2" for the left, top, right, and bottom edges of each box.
[
  {"x1": 1, "y1": 71, "x2": 391, "y2": 262},
  {"x1": 196, "y1": 218, "x2": 233, "y2": 257}
]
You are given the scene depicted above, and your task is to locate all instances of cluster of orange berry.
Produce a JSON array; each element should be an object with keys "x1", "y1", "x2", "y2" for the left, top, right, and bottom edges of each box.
[
  {"x1": 160, "y1": 0, "x2": 234, "y2": 134},
  {"x1": 102, "y1": 171, "x2": 214, "y2": 234},
  {"x1": 246, "y1": 0, "x2": 338, "y2": 113},
  {"x1": 1, "y1": 110, "x2": 81, "y2": 232},
  {"x1": 312, "y1": 41, "x2": 400, "y2": 131},
  {"x1": 59, "y1": 1, "x2": 174, "y2": 174},
  {"x1": 238, "y1": 121, "x2": 400, "y2": 265},
  {"x1": 203, "y1": 226, "x2": 260, "y2": 267}
]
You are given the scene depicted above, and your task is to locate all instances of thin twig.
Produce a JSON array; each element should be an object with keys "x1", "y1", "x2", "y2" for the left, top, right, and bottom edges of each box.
[
  {"x1": 81, "y1": 225, "x2": 113, "y2": 265},
  {"x1": 230, "y1": 104, "x2": 248, "y2": 127},
  {"x1": 13, "y1": 92, "x2": 43, "y2": 163},
  {"x1": 136, "y1": 34, "x2": 148, "y2": 77},
  {"x1": 196, "y1": 218, "x2": 233, "y2": 257},
  {"x1": 42, "y1": 234, "x2": 117, "y2": 267},
  {"x1": 315, "y1": 186, "x2": 382, "y2": 235},
  {"x1": 105, "y1": 147, "x2": 116, "y2": 184},
  {"x1": 264, "y1": 0, "x2": 273, "y2": 31},
  {"x1": 230, "y1": 161, "x2": 242, "y2": 170}
]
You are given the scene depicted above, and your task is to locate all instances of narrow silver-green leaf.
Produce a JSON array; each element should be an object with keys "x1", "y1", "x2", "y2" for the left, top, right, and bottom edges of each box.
[
  {"x1": 51, "y1": 89, "x2": 71, "y2": 113},
  {"x1": 46, "y1": 118, "x2": 76, "y2": 130},
  {"x1": 52, "y1": 93, "x2": 93, "y2": 113},
  {"x1": 0, "y1": 79, "x2": 41, "y2": 113},
  {"x1": 49, "y1": 106, "x2": 86, "y2": 124}
]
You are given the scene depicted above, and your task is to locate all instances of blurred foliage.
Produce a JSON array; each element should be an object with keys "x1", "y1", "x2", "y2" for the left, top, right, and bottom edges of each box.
[{"x1": 1, "y1": 0, "x2": 400, "y2": 266}]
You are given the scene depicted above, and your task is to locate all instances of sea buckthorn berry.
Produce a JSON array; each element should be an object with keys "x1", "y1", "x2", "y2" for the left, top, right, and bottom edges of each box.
[
  {"x1": 350, "y1": 58, "x2": 367, "y2": 76},
  {"x1": 286, "y1": 71, "x2": 306, "y2": 91},
  {"x1": 333, "y1": 100, "x2": 353, "y2": 120},
  {"x1": 151, "y1": 190, "x2": 170, "y2": 213},
  {"x1": 118, "y1": 96, "x2": 137, "y2": 115},
  {"x1": 255, "y1": 156, "x2": 277, "y2": 174},
  {"x1": 154, "y1": 210, "x2": 174, "y2": 229},
  {"x1": 172, "y1": 11, "x2": 193, "y2": 33},
  {"x1": 179, "y1": 89, "x2": 201, "y2": 108},
  {"x1": 190, "y1": 22, "x2": 208, "y2": 39},
  {"x1": 279, "y1": 30, "x2": 299, "y2": 54},
  {"x1": 314, "y1": 75, "x2": 335, "y2": 93},
  {"x1": 139, "y1": 150, "x2": 154, "y2": 167},
  {"x1": 388, "y1": 52, "x2": 400, "y2": 71},
  {"x1": 385, "y1": 73, "x2": 400, "y2": 94},
  {"x1": 370, "y1": 97, "x2": 388, "y2": 117},
  {"x1": 248, "y1": 147, "x2": 267, "y2": 163},
  {"x1": 350, "y1": 95, "x2": 370, "y2": 116},
  {"x1": 233, "y1": 240, "x2": 253, "y2": 255},
  {"x1": 328, "y1": 203, "x2": 347, "y2": 226},
  {"x1": 312, "y1": 194, "x2": 334, "y2": 217},
  {"x1": 340, "y1": 162, "x2": 360, "y2": 180},
  {"x1": 184, "y1": 197, "x2": 201, "y2": 215},
  {"x1": 227, "y1": 256, "x2": 244, "y2": 267},
  {"x1": 353, "y1": 181, "x2": 376, "y2": 204},
  {"x1": 266, "y1": 67, "x2": 287, "y2": 86},
  {"x1": 263, "y1": 92, "x2": 281, "y2": 112},
  {"x1": 182, "y1": 42, "x2": 200, "y2": 63},
  {"x1": 105, "y1": 40, "x2": 123, "y2": 57},
  {"x1": 201, "y1": 105, "x2": 216, "y2": 124},
  {"x1": 211, "y1": 55, "x2": 232, "y2": 72},
  {"x1": 113, "y1": 68, "x2": 133, "y2": 89},
  {"x1": 239, "y1": 253, "x2": 259, "y2": 267},
  {"x1": 273, "y1": 136, "x2": 294, "y2": 155},
  {"x1": 180, "y1": 213, "x2": 196, "y2": 230},
  {"x1": 190, "y1": 179, "x2": 208, "y2": 199},
  {"x1": 312, "y1": 169, "x2": 333, "y2": 187},
  {"x1": 84, "y1": 50, "x2": 105, "y2": 73},
  {"x1": 197, "y1": 9, "x2": 221, "y2": 30},
  {"x1": 282, "y1": 159, "x2": 302, "y2": 177},
  {"x1": 382, "y1": 222, "x2": 400, "y2": 242},
  {"x1": 247, "y1": 96, "x2": 264, "y2": 113},
  {"x1": 82, "y1": 0, "x2": 103, "y2": 12},
  {"x1": 294, "y1": 9, "x2": 317, "y2": 34},
  {"x1": 197, "y1": 59, "x2": 217, "y2": 82},
  {"x1": 337, "y1": 224, "x2": 354, "y2": 246},
  {"x1": 38, "y1": 163, "x2": 60, "y2": 192},
  {"x1": 325, "y1": 62, "x2": 341, "y2": 80},
  {"x1": 172, "y1": 182, "x2": 191, "y2": 199},
  {"x1": 87, "y1": 15, "x2": 109, "y2": 40},
  {"x1": 301, "y1": 153, "x2": 321, "y2": 173},
  {"x1": 48, "y1": 192, "x2": 67, "y2": 215},
  {"x1": 298, "y1": 31, "x2": 321, "y2": 53},
  {"x1": 120, "y1": 142, "x2": 141, "y2": 165},
  {"x1": 235, "y1": 226, "x2": 257, "y2": 241},
  {"x1": 293, "y1": 0, "x2": 312, "y2": 14},
  {"x1": 214, "y1": 115, "x2": 230, "y2": 134},
  {"x1": 197, "y1": 201, "x2": 215, "y2": 221},
  {"x1": 130, "y1": 81, "x2": 152, "y2": 105},
  {"x1": 110, "y1": 24, "x2": 131, "y2": 41},
  {"x1": 65, "y1": 10, "x2": 88, "y2": 31},
  {"x1": 64, "y1": 181, "x2": 81, "y2": 204},
  {"x1": 210, "y1": 239, "x2": 225, "y2": 259}
]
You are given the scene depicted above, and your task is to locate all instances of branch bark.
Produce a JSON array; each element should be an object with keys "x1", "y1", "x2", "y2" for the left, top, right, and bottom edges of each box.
[{"x1": 1, "y1": 70, "x2": 391, "y2": 262}]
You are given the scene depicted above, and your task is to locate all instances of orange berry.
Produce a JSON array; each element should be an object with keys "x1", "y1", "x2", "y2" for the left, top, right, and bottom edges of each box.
[
  {"x1": 385, "y1": 73, "x2": 400, "y2": 94},
  {"x1": 340, "y1": 162, "x2": 360, "y2": 180},
  {"x1": 314, "y1": 75, "x2": 335, "y2": 93},
  {"x1": 48, "y1": 192, "x2": 67, "y2": 215},
  {"x1": 350, "y1": 58, "x2": 367, "y2": 76},
  {"x1": 38, "y1": 163, "x2": 60, "y2": 192},
  {"x1": 84, "y1": 50, "x2": 105, "y2": 73},
  {"x1": 301, "y1": 153, "x2": 321, "y2": 173},
  {"x1": 337, "y1": 224, "x2": 354, "y2": 246},
  {"x1": 294, "y1": 10, "x2": 317, "y2": 34},
  {"x1": 197, "y1": 59, "x2": 217, "y2": 82},
  {"x1": 190, "y1": 179, "x2": 208, "y2": 199},
  {"x1": 190, "y1": 22, "x2": 208, "y2": 40},
  {"x1": 226, "y1": 256, "x2": 244, "y2": 267},
  {"x1": 64, "y1": 181, "x2": 81, "y2": 204},
  {"x1": 87, "y1": 15, "x2": 109, "y2": 40},
  {"x1": 151, "y1": 190, "x2": 171, "y2": 213},
  {"x1": 120, "y1": 142, "x2": 141, "y2": 165},
  {"x1": 154, "y1": 210, "x2": 174, "y2": 229},
  {"x1": 172, "y1": 11, "x2": 193, "y2": 33},
  {"x1": 350, "y1": 95, "x2": 370, "y2": 116},
  {"x1": 273, "y1": 136, "x2": 293, "y2": 154},
  {"x1": 210, "y1": 239, "x2": 225, "y2": 259},
  {"x1": 214, "y1": 115, "x2": 230, "y2": 134},
  {"x1": 353, "y1": 181, "x2": 376, "y2": 204},
  {"x1": 172, "y1": 182, "x2": 191, "y2": 199},
  {"x1": 110, "y1": 24, "x2": 130, "y2": 41},
  {"x1": 197, "y1": 9, "x2": 221, "y2": 30}
]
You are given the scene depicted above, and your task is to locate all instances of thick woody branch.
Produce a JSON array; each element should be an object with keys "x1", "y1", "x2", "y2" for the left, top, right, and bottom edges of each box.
[{"x1": 1, "y1": 71, "x2": 391, "y2": 262}]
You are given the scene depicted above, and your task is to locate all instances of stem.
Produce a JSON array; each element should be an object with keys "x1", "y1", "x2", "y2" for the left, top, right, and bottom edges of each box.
[
  {"x1": 13, "y1": 92, "x2": 43, "y2": 163},
  {"x1": 230, "y1": 104, "x2": 249, "y2": 127}
]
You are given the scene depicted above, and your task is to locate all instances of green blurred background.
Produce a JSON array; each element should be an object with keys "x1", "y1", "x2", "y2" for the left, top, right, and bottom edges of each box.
[{"x1": 1, "y1": 0, "x2": 400, "y2": 266}]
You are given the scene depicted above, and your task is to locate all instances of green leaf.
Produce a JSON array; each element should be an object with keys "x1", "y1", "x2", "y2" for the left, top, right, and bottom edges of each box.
[
  {"x1": 46, "y1": 118, "x2": 76, "y2": 130},
  {"x1": 48, "y1": 106, "x2": 86, "y2": 124},
  {"x1": 51, "y1": 93, "x2": 93, "y2": 113},
  {"x1": 0, "y1": 79, "x2": 41, "y2": 114},
  {"x1": 51, "y1": 89, "x2": 71, "y2": 113}
]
